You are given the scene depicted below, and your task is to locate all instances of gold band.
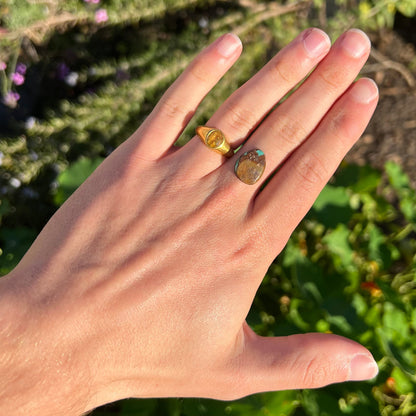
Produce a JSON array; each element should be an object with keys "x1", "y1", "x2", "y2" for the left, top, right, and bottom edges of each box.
[{"x1": 196, "y1": 126, "x2": 234, "y2": 158}]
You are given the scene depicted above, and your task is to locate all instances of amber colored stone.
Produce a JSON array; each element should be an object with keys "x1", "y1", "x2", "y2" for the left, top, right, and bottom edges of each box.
[
  {"x1": 234, "y1": 149, "x2": 265, "y2": 185},
  {"x1": 206, "y1": 130, "x2": 224, "y2": 148},
  {"x1": 196, "y1": 126, "x2": 233, "y2": 157}
]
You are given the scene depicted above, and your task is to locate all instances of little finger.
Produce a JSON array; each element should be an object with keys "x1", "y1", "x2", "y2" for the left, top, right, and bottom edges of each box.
[{"x1": 252, "y1": 78, "x2": 379, "y2": 255}]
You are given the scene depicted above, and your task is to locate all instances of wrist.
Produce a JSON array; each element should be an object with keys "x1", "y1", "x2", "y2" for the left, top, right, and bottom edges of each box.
[{"x1": 0, "y1": 271, "x2": 91, "y2": 415}]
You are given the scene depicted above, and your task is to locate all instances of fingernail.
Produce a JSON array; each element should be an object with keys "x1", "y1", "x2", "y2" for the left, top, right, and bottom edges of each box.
[
  {"x1": 303, "y1": 28, "x2": 330, "y2": 58},
  {"x1": 216, "y1": 33, "x2": 242, "y2": 58},
  {"x1": 348, "y1": 354, "x2": 379, "y2": 381},
  {"x1": 341, "y1": 29, "x2": 371, "y2": 58},
  {"x1": 351, "y1": 78, "x2": 379, "y2": 104}
]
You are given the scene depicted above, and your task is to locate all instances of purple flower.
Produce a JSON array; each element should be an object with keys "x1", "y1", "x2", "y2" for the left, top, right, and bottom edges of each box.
[
  {"x1": 11, "y1": 72, "x2": 25, "y2": 85},
  {"x1": 115, "y1": 69, "x2": 130, "y2": 84},
  {"x1": 95, "y1": 8, "x2": 108, "y2": 23},
  {"x1": 16, "y1": 63, "x2": 27, "y2": 75},
  {"x1": 84, "y1": 0, "x2": 100, "y2": 3},
  {"x1": 3, "y1": 91, "x2": 20, "y2": 108},
  {"x1": 0, "y1": 62, "x2": 6, "y2": 71},
  {"x1": 56, "y1": 62, "x2": 71, "y2": 80}
]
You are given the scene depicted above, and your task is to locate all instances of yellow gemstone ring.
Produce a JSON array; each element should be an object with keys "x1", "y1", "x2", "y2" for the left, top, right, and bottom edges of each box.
[{"x1": 196, "y1": 126, "x2": 234, "y2": 158}]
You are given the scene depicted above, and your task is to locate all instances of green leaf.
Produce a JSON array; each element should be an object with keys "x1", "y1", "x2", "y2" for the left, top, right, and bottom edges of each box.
[
  {"x1": 382, "y1": 302, "x2": 409, "y2": 345},
  {"x1": 182, "y1": 398, "x2": 227, "y2": 415},
  {"x1": 0, "y1": 198, "x2": 11, "y2": 222},
  {"x1": 386, "y1": 160, "x2": 411, "y2": 190},
  {"x1": 322, "y1": 224, "x2": 355, "y2": 270},
  {"x1": 282, "y1": 238, "x2": 304, "y2": 268},
  {"x1": 119, "y1": 398, "x2": 158, "y2": 415},
  {"x1": 366, "y1": 223, "x2": 394, "y2": 268},
  {"x1": 3, "y1": 0, "x2": 47, "y2": 30},
  {"x1": 400, "y1": 196, "x2": 416, "y2": 223},
  {"x1": 326, "y1": 314, "x2": 353, "y2": 335},
  {"x1": 391, "y1": 367, "x2": 414, "y2": 395},
  {"x1": 261, "y1": 391, "x2": 299, "y2": 415},
  {"x1": 289, "y1": 298, "x2": 311, "y2": 331},
  {"x1": 0, "y1": 227, "x2": 37, "y2": 275},
  {"x1": 334, "y1": 163, "x2": 381, "y2": 193},
  {"x1": 397, "y1": 0, "x2": 416, "y2": 16},
  {"x1": 411, "y1": 308, "x2": 416, "y2": 332},
  {"x1": 183, "y1": 392, "x2": 299, "y2": 416},
  {"x1": 352, "y1": 293, "x2": 368, "y2": 317},
  {"x1": 54, "y1": 157, "x2": 104, "y2": 205},
  {"x1": 301, "y1": 389, "x2": 340, "y2": 416},
  {"x1": 309, "y1": 185, "x2": 353, "y2": 228},
  {"x1": 316, "y1": 319, "x2": 330, "y2": 332},
  {"x1": 381, "y1": 337, "x2": 416, "y2": 378},
  {"x1": 364, "y1": 304, "x2": 382, "y2": 327},
  {"x1": 384, "y1": 161, "x2": 416, "y2": 222},
  {"x1": 229, "y1": 392, "x2": 299, "y2": 416},
  {"x1": 313, "y1": 185, "x2": 350, "y2": 210}
]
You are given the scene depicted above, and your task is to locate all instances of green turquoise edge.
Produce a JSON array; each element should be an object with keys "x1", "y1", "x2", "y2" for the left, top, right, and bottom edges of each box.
[{"x1": 234, "y1": 149, "x2": 265, "y2": 173}]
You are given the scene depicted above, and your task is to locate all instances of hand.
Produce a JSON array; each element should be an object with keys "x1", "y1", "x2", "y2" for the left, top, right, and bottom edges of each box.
[{"x1": 0, "y1": 28, "x2": 379, "y2": 415}]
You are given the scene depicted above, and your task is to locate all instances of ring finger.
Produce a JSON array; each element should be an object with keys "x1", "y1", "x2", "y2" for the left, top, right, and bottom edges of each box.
[
  {"x1": 182, "y1": 29, "x2": 370, "y2": 186},
  {"x1": 176, "y1": 28, "x2": 331, "y2": 173},
  {"x1": 228, "y1": 28, "x2": 371, "y2": 191}
]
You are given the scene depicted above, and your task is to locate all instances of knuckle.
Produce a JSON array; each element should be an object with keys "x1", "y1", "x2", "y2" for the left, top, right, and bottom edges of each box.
[
  {"x1": 328, "y1": 110, "x2": 356, "y2": 144},
  {"x1": 196, "y1": 179, "x2": 240, "y2": 227},
  {"x1": 230, "y1": 234, "x2": 258, "y2": 264},
  {"x1": 159, "y1": 96, "x2": 187, "y2": 121},
  {"x1": 294, "y1": 152, "x2": 327, "y2": 191},
  {"x1": 210, "y1": 176, "x2": 240, "y2": 208},
  {"x1": 302, "y1": 357, "x2": 332, "y2": 387},
  {"x1": 273, "y1": 114, "x2": 308, "y2": 148},
  {"x1": 230, "y1": 220, "x2": 271, "y2": 266},
  {"x1": 188, "y1": 59, "x2": 210, "y2": 83},
  {"x1": 223, "y1": 101, "x2": 257, "y2": 133},
  {"x1": 316, "y1": 68, "x2": 344, "y2": 93},
  {"x1": 271, "y1": 57, "x2": 293, "y2": 84}
]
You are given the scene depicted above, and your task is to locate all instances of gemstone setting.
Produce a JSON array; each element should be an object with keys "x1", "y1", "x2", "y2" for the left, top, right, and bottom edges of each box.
[
  {"x1": 195, "y1": 126, "x2": 234, "y2": 157},
  {"x1": 206, "y1": 129, "x2": 224, "y2": 148},
  {"x1": 234, "y1": 149, "x2": 266, "y2": 185}
]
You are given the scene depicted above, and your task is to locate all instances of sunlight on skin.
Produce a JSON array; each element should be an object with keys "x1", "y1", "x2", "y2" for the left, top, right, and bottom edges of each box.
[{"x1": 0, "y1": 28, "x2": 378, "y2": 415}]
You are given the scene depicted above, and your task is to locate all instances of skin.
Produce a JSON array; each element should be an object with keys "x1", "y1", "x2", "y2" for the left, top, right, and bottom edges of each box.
[{"x1": 0, "y1": 28, "x2": 379, "y2": 415}]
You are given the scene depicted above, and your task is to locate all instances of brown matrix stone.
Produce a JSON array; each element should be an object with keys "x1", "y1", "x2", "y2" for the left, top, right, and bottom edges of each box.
[{"x1": 234, "y1": 149, "x2": 265, "y2": 185}]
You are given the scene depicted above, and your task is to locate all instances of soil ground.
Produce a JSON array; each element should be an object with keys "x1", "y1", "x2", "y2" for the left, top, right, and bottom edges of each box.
[{"x1": 346, "y1": 18, "x2": 416, "y2": 188}]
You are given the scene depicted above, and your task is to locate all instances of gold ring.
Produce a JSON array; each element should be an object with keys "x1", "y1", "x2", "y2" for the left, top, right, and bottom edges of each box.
[{"x1": 196, "y1": 126, "x2": 234, "y2": 158}]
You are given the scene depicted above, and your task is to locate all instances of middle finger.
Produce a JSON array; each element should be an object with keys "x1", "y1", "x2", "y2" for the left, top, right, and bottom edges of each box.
[
  {"x1": 236, "y1": 28, "x2": 371, "y2": 183},
  {"x1": 176, "y1": 28, "x2": 331, "y2": 173}
]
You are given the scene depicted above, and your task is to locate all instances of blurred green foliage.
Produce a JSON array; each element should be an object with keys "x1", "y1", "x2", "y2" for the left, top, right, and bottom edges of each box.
[{"x1": 1, "y1": 0, "x2": 416, "y2": 415}]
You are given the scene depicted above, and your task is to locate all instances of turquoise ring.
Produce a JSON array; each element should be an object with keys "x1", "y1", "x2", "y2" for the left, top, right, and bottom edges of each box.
[{"x1": 234, "y1": 149, "x2": 266, "y2": 185}]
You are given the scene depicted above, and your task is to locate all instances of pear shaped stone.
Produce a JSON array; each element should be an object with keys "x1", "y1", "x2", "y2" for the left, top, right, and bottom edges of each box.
[{"x1": 234, "y1": 149, "x2": 265, "y2": 185}]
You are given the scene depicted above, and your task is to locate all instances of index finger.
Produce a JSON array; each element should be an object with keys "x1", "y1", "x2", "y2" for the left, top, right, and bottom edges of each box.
[{"x1": 130, "y1": 33, "x2": 242, "y2": 160}]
